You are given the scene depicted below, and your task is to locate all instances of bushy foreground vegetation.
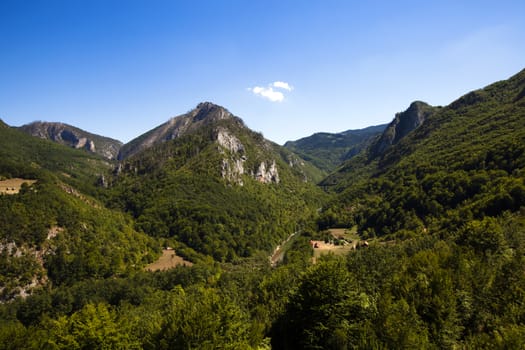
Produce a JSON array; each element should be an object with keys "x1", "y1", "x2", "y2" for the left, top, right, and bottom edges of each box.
[{"x1": 1, "y1": 213, "x2": 524, "y2": 349}]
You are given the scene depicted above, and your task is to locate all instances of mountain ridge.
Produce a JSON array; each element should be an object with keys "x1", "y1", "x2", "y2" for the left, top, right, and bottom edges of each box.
[
  {"x1": 18, "y1": 121, "x2": 122, "y2": 160},
  {"x1": 117, "y1": 102, "x2": 241, "y2": 160},
  {"x1": 284, "y1": 124, "x2": 387, "y2": 173}
]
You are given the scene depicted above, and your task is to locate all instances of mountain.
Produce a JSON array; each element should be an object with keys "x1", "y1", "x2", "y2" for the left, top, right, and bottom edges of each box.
[
  {"x1": 368, "y1": 101, "x2": 438, "y2": 158},
  {"x1": 319, "y1": 101, "x2": 438, "y2": 189},
  {"x1": 109, "y1": 102, "x2": 327, "y2": 261},
  {"x1": 19, "y1": 121, "x2": 122, "y2": 160},
  {"x1": 319, "y1": 68, "x2": 525, "y2": 236},
  {"x1": 117, "y1": 102, "x2": 253, "y2": 161},
  {"x1": 118, "y1": 102, "x2": 233, "y2": 160},
  {"x1": 284, "y1": 124, "x2": 387, "y2": 173}
]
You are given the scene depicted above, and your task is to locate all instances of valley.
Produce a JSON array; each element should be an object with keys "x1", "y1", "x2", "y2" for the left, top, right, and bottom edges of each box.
[{"x1": 0, "y1": 68, "x2": 524, "y2": 348}]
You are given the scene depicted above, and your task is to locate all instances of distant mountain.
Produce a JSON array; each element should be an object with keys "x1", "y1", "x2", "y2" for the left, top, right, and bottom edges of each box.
[
  {"x1": 284, "y1": 124, "x2": 387, "y2": 173},
  {"x1": 110, "y1": 102, "x2": 326, "y2": 261},
  {"x1": 19, "y1": 121, "x2": 122, "y2": 160}
]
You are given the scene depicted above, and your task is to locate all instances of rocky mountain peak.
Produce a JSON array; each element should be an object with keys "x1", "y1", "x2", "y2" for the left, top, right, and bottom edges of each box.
[
  {"x1": 192, "y1": 102, "x2": 233, "y2": 122},
  {"x1": 369, "y1": 101, "x2": 436, "y2": 158},
  {"x1": 118, "y1": 102, "x2": 242, "y2": 160}
]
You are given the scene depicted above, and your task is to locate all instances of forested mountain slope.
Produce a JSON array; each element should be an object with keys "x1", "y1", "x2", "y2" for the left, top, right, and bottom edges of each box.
[
  {"x1": 108, "y1": 102, "x2": 327, "y2": 261},
  {"x1": 271, "y1": 68, "x2": 525, "y2": 350},
  {"x1": 0, "y1": 125, "x2": 157, "y2": 300}
]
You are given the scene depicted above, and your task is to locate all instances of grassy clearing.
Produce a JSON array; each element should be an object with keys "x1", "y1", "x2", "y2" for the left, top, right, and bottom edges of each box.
[
  {"x1": 311, "y1": 227, "x2": 369, "y2": 263},
  {"x1": 145, "y1": 249, "x2": 193, "y2": 271},
  {"x1": 311, "y1": 240, "x2": 355, "y2": 263},
  {"x1": 0, "y1": 178, "x2": 37, "y2": 194}
]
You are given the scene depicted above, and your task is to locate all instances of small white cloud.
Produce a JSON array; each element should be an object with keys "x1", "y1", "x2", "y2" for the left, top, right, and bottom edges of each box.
[
  {"x1": 250, "y1": 86, "x2": 284, "y2": 102},
  {"x1": 272, "y1": 81, "x2": 293, "y2": 91},
  {"x1": 249, "y1": 81, "x2": 293, "y2": 102}
]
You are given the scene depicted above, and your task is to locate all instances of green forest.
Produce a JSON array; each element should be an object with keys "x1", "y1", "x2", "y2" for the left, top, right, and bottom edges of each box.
[{"x1": 0, "y1": 69, "x2": 524, "y2": 349}]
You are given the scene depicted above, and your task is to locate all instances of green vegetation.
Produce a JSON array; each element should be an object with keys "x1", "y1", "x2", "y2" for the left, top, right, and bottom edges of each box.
[
  {"x1": 0, "y1": 126, "x2": 157, "y2": 298},
  {"x1": 321, "y1": 68, "x2": 525, "y2": 240},
  {"x1": 1, "y1": 69, "x2": 524, "y2": 348},
  {"x1": 108, "y1": 118, "x2": 327, "y2": 262}
]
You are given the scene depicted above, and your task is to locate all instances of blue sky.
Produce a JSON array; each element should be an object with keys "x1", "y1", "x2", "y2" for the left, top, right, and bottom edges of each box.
[{"x1": 1, "y1": 0, "x2": 524, "y2": 144}]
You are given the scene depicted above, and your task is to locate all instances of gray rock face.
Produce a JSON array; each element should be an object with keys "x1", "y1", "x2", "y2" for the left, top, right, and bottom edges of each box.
[
  {"x1": 369, "y1": 101, "x2": 436, "y2": 158},
  {"x1": 256, "y1": 160, "x2": 280, "y2": 184},
  {"x1": 18, "y1": 122, "x2": 122, "y2": 160},
  {"x1": 217, "y1": 128, "x2": 247, "y2": 184},
  {"x1": 217, "y1": 128, "x2": 244, "y2": 154},
  {"x1": 216, "y1": 127, "x2": 279, "y2": 184}
]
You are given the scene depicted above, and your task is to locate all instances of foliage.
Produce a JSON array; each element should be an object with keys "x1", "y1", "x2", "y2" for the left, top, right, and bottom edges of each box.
[{"x1": 107, "y1": 119, "x2": 327, "y2": 261}]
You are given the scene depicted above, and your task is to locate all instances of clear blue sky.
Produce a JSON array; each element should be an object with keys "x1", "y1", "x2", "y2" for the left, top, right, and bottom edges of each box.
[{"x1": 1, "y1": 0, "x2": 524, "y2": 144}]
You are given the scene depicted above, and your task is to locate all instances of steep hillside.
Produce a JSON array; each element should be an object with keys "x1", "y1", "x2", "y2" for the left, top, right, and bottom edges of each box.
[
  {"x1": 1, "y1": 122, "x2": 114, "y2": 194},
  {"x1": 109, "y1": 102, "x2": 328, "y2": 261},
  {"x1": 319, "y1": 69, "x2": 525, "y2": 237},
  {"x1": 19, "y1": 122, "x2": 122, "y2": 160},
  {"x1": 284, "y1": 124, "x2": 386, "y2": 173},
  {"x1": 0, "y1": 126, "x2": 157, "y2": 300}
]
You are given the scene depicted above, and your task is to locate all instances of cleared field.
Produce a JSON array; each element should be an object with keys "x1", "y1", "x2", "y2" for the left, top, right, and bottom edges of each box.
[
  {"x1": 0, "y1": 178, "x2": 37, "y2": 194},
  {"x1": 145, "y1": 249, "x2": 193, "y2": 271},
  {"x1": 311, "y1": 240, "x2": 355, "y2": 263},
  {"x1": 311, "y1": 227, "x2": 369, "y2": 263}
]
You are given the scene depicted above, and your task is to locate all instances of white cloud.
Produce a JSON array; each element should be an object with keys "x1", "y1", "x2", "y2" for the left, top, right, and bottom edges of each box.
[
  {"x1": 272, "y1": 81, "x2": 293, "y2": 91},
  {"x1": 249, "y1": 81, "x2": 293, "y2": 102},
  {"x1": 250, "y1": 86, "x2": 284, "y2": 102}
]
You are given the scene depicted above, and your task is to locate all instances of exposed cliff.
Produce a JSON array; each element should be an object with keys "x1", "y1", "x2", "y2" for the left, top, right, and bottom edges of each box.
[{"x1": 369, "y1": 101, "x2": 437, "y2": 158}]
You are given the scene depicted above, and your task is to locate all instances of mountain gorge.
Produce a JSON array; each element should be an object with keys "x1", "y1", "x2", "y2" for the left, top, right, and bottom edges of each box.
[
  {"x1": 1, "y1": 69, "x2": 524, "y2": 348},
  {"x1": 284, "y1": 124, "x2": 387, "y2": 173}
]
